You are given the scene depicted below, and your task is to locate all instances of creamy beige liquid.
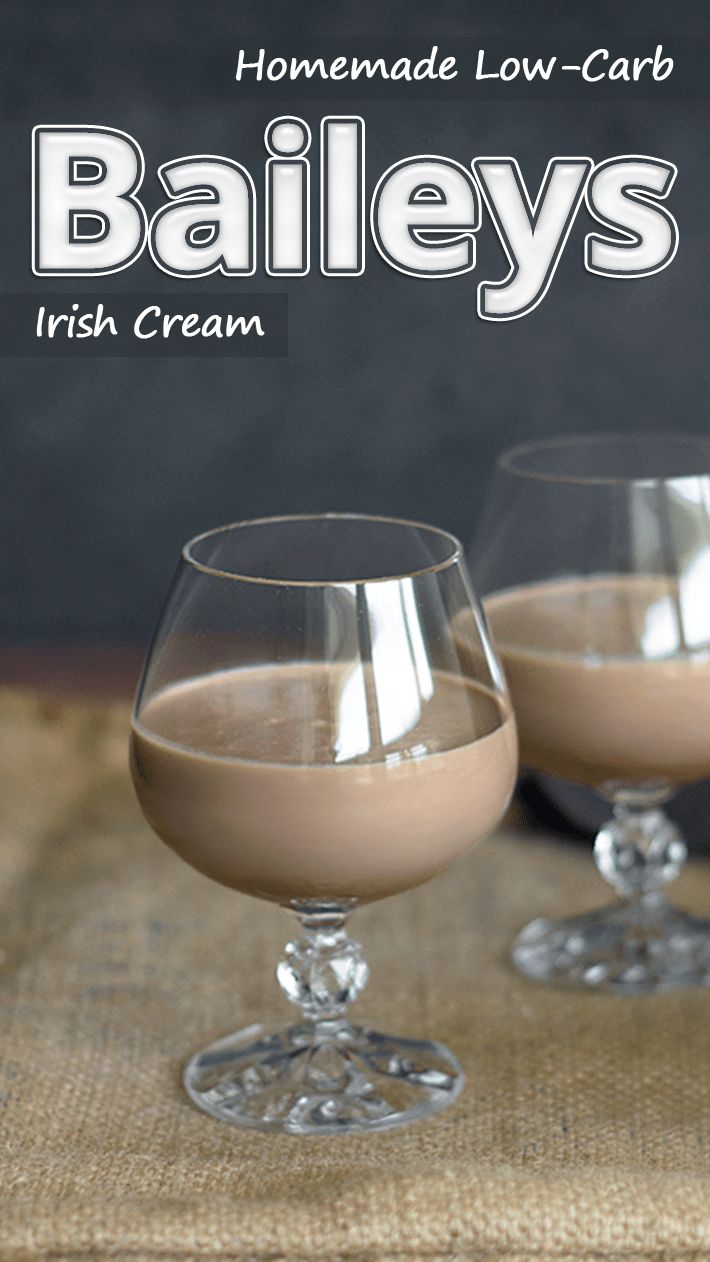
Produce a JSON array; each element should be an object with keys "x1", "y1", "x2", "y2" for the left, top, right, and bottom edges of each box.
[
  {"x1": 483, "y1": 575, "x2": 710, "y2": 787},
  {"x1": 130, "y1": 662, "x2": 517, "y2": 904}
]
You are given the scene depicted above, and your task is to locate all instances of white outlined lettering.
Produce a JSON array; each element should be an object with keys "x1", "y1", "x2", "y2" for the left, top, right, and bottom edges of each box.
[
  {"x1": 149, "y1": 157, "x2": 256, "y2": 278},
  {"x1": 321, "y1": 117, "x2": 365, "y2": 276},
  {"x1": 585, "y1": 156, "x2": 678, "y2": 278},
  {"x1": 32, "y1": 125, "x2": 147, "y2": 276},
  {"x1": 265, "y1": 116, "x2": 311, "y2": 277},
  {"x1": 371, "y1": 156, "x2": 480, "y2": 277},
  {"x1": 473, "y1": 157, "x2": 593, "y2": 320}
]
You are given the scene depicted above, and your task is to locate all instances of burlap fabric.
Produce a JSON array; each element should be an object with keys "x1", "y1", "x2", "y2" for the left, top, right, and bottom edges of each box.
[{"x1": 3, "y1": 690, "x2": 710, "y2": 1261}]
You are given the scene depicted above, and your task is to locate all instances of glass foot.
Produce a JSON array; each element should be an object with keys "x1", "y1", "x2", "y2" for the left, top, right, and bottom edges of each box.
[
  {"x1": 184, "y1": 1021, "x2": 463, "y2": 1134},
  {"x1": 512, "y1": 899, "x2": 710, "y2": 994}
]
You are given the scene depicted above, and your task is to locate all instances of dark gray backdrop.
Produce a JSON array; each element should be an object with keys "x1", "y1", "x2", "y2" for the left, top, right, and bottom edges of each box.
[{"x1": 2, "y1": 0, "x2": 708, "y2": 642}]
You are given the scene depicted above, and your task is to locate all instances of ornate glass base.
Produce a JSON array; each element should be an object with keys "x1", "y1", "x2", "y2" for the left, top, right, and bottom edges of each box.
[
  {"x1": 513, "y1": 897, "x2": 710, "y2": 994},
  {"x1": 183, "y1": 1021, "x2": 463, "y2": 1134}
]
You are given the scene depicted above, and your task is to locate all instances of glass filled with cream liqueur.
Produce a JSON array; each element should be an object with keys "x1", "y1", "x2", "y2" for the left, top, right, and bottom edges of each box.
[
  {"x1": 130, "y1": 514, "x2": 516, "y2": 1133},
  {"x1": 471, "y1": 433, "x2": 710, "y2": 994}
]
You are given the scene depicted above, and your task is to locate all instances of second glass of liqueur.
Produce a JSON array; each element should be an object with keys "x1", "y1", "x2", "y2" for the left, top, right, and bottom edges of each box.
[
  {"x1": 131, "y1": 514, "x2": 516, "y2": 1134},
  {"x1": 472, "y1": 434, "x2": 710, "y2": 994}
]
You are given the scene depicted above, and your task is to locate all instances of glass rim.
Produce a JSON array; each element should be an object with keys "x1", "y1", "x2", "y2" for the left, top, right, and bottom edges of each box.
[
  {"x1": 497, "y1": 432, "x2": 710, "y2": 487},
  {"x1": 182, "y1": 512, "x2": 464, "y2": 587}
]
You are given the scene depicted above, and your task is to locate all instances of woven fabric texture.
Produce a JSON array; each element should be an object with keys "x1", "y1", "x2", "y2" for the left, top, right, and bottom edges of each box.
[{"x1": 3, "y1": 690, "x2": 710, "y2": 1261}]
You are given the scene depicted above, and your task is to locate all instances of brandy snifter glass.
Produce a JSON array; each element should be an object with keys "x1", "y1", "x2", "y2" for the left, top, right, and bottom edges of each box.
[
  {"x1": 472, "y1": 433, "x2": 710, "y2": 994},
  {"x1": 130, "y1": 513, "x2": 517, "y2": 1134}
]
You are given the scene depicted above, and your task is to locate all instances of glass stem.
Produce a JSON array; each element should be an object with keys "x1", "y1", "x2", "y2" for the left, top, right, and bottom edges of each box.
[
  {"x1": 593, "y1": 786, "x2": 687, "y2": 904},
  {"x1": 276, "y1": 903, "x2": 369, "y2": 1027}
]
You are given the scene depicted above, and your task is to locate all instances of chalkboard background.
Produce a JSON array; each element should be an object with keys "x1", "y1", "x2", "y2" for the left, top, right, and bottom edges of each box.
[{"x1": 2, "y1": 0, "x2": 708, "y2": 642}]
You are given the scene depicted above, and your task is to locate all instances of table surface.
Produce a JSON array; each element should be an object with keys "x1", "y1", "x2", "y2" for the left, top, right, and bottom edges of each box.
[{"x1": 3, "y1": 682, "x2": 710, "y2": 1260}]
